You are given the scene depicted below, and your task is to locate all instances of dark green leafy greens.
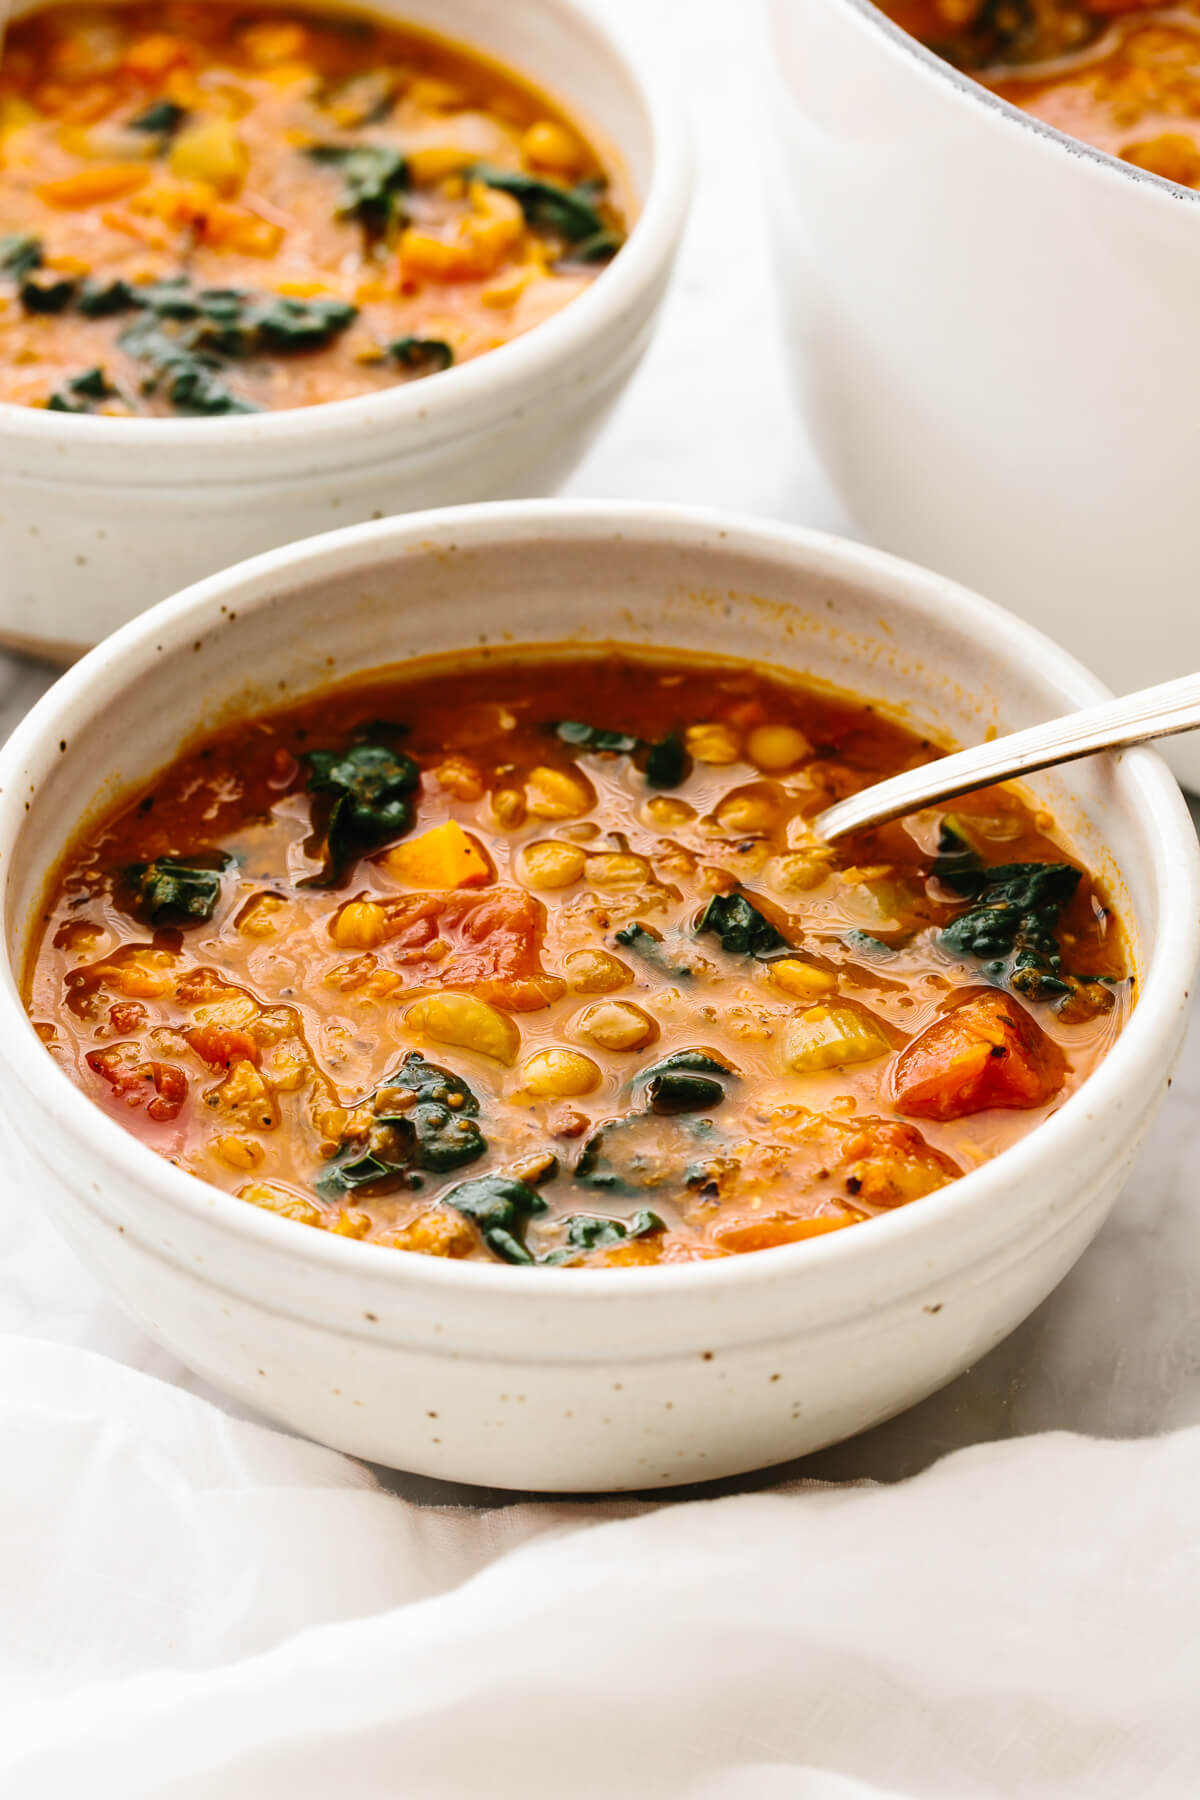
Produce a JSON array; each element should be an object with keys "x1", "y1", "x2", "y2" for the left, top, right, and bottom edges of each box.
[
  {"x1": 19, "y1": 272, "x2": 76, "y2": 313},
  {"x1": 553, "y1": 721, "x2": 691, "y2": 789},
  {"x1": 0, "y1": 234, "x2": 43, "y2": 280},
  {"x1": 305, "y1": 737, "x2": 420, "y2": 884},
  {"x1": 934, "y1": 824, "x2": 1081, "y2": 999},
  {"x1": 317, "y1": 1054, "x2": 486, "y2": 1199},
  {"x1": 470, "y1": 165, "x2": 621, "y2": 257},
  {"x1": 307, "y1": 144, "x2": 409, "y2": 231},
  {"x1": 118, "y1": 317, "x2": 257, "y2": 415},
  {"x1": 633, "y1": 1049, "x2": 738, "y2": 1116},
  {"x1": 122, "y1": 853, "x2": 233, "y2": 925},
  {"x1": 388, "y1": 335, "x2": 454, "y2": 375},
  {"x1": 442, "y1": 1172, "x2": 548, "y2": 1264},
  {"x1": 696, "y1": 891, "x2": 788, "y2": 959},
  {"x1": 574, "y1": 1113, "x2": 721, "y2": 1196},
  {"x1": 843, "y1": 929, "x2": 895, "y2": 958},
  {"x1": 77, "y1": 277, "x2": 142, "y2": 318},
  {"x1": 128, "y1": 99, "x2": 188, "y2": 136},
  {"x1": 47, "y1": 366, "x2": 117, "y2": 413},
  {"x1": 613, "y1": 923, "x2": 694, "y2": 980},
  {"x1": 541, "y1": 1209, "x2": 664, "y2": 1264}
]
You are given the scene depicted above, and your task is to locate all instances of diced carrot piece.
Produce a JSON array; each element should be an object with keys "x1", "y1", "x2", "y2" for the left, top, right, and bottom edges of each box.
[
  {"x1": 38, "y1": 164, "x2": 151, "y2": 207},
  {"x1": 382, "y1": 820, "x2": 492, "y2": 890},
  {"x1": 888, "y1": 989, "x2": 1067, "y2": 1122},
  {"x1": 711, "y1": 1210, "x2": 859, "y2": 1254},
  {"x1": 838, "y1": 1120, "x2": 961, "y2": 1208}
]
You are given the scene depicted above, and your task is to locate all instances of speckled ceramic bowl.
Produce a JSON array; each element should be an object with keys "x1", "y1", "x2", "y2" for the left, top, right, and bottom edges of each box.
[
  {"x1": 0, "y1": 502, "x2": 1195, "y2": 1490},
  {"x1": 0, "y1": 0, "x2": 690, "y2": 659}
]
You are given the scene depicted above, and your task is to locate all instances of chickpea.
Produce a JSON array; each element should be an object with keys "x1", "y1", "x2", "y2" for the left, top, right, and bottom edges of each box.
[
  {"x1": 406, "y1": 992, "x2": 520, "y2": 1065},
  {"x1": 525, "y1": 765, "x2": 595, "y2": 820},
  {"x1": 517, "y1": 840, "x2": 587, "y2": 890},
  {"x1": 565, "y1": 949, "x2": 632, "y2": 994},
  {"x1": 520, "y1": 1048, "x2": 602, "y2": 1099},
  {"x1": 714, "y1": 790, "x2": 779, "y2": 837},
  {"x1": 491, "y1": 788, "x2": 527, "y2": 829},
  {"x1": 236, "y1": 893, "x2": 286, "y2": 939},
  {"x1": 768, "y1": 957, "x2": 838, "y2": 1001},
  {"x1": 576, "y1": 999, "x2": 658, "y2": 1052},
  {"x1": 746, "y1": 724, "x2": 811, "y2": 772},
  {"x1": 329, "y1": 900, "x2": 387, "y2": 950},
  {"x1": 584, "y1": 851, "x2": 649, "y2": 888},
  {"x1": 685, "y1": 722, "x2": 742, "y2": 766},
  {"x1": 213, "y1": 1134, "x2": 265, "y2": 1171},
  {"x1": 522, "y1": 118, "x2": 585, "y2": 176},
  {"x1": 642, "y1": 795, "x2": 695, "y2": 829},
  {"x1": 767, "y1": 850, "x2": 835, "y2": 894}
]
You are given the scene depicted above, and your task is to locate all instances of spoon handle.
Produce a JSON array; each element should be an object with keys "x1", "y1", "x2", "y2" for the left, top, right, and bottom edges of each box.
[{"x1": 814, "y1": 670, "x2": 1200, "y2": 843}]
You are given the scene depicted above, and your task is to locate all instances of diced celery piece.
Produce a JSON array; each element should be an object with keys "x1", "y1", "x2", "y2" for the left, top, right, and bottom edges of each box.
[{"x1": 781, "y1": 1004, "x2": 889, "y2": 1073}]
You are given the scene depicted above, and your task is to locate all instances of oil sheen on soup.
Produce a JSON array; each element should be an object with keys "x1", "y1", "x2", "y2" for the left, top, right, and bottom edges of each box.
[
  {"x1": 0, "y1": 3, "x2": 626, "y2": 415},
  {"x1": 25, "y1": 651, "x2": 1132, "y2": 1268}
]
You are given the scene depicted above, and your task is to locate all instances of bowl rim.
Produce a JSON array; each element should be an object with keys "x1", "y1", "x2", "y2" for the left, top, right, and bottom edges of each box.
[
  {"x1": 821, "y1": 0, "x2": 1200, "y2": 213},
  {"x1": 0, "y1": 0, "x2": 692, "y2": 465},
  {"x1": 3, "y1": 499, "x2": 1197, "y2": 1305}
]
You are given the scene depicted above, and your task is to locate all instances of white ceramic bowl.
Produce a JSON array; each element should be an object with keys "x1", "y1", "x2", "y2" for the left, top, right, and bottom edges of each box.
[
  {"x1": 761, "y1": 0, "x2": 1200, "y2": 788},
  {"x1": 0, "y1": 0, "x2": 690, "y2": 660},
  {"x1": 1, "y1": 502, "x2": 1196, "y2": 1492}
]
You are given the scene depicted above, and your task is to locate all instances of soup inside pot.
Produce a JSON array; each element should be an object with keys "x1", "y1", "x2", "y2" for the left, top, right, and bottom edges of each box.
[
  {"x1": 877, "y1": 0, "x2": 1200, "y2": 189},
  {"x1": 24, "y1": 649, "x2": 1132, "y2": 1267}
]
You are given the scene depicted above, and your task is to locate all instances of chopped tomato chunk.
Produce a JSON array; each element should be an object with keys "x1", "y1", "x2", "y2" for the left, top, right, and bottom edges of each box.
[
  {"x1": 186, "y1": 1025, "x2": 260, "y2": 1068},
  {"x1": 888, "y1": 989, "x2": 1068, "y2": 1122},
  {"x1": 384, "y1": 888, "x2": 566, "y2": 1011},
  {"x1": 87, "y1": 1044, "x2": 188, "y2": 1121}
]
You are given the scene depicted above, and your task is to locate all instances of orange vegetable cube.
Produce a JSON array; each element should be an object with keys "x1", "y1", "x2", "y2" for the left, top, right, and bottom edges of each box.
[
  {"x1": 382, "y1": 820, "x2": 492, "y2": 889},
  {"x1": 37, "y1": 164, "x2": 151, "y2": 208}
]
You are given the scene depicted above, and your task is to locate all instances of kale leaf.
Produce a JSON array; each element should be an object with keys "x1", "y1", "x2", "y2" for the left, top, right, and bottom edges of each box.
[
  {"x1": 843, "y1": 929, "x2": 895, "y2": 957},
  {"x1": 696, "y1": 891, "x2": 788, "y2": 959},
  {"x1": 540, "y1": 1208, "x2": 664, "y2": 1264},
  {"x1": 47, "y1": 367, "x2": 116, "y2": 413},
  {"x1": 77, "y1": 277, "x2": 142, "y2": 317},
  {"x1": 122, "y1": 853, "x2": 233, "y2": 925},
  {"x1": 307, "y1": 144, "x2": 409, "y2": 230},
  {"x1": 118, "y1": 317, "x2": 260, "y2": 416},
  {"x1": 316, "y1": 1053, "x2": 486, "y2": 1199},
  {"x1": 554, "y1": 721, "x2": 691, "y2": 788},
  {"x1": 644, "y1": 1071, "x2": 726, "y2": 1115},
  {"x1": 934, "y1": 825, "x2": 1082, "y2": 999},
  {"x1": 304, "y1": 738, "x2": 420, "y2": 884},
  {"x1": 633, "y1": 1049, "x2": 738, "y2": 1116},
  {"x1": 128, "y1": 99, "x2": 188, "y2": 136},
  {"x1": 0, "y1": 234, "x2": 43, "y2": 280},
  {"x1": 642, "y1": 732, "x2": 689, "y2": 788},
  {"x1": 19, "y1": 273, "x2": 77, "y2": 314},
  {"x1": 442, "y1": 1172, "x2": 548, "y2": 1265},
  {"x1": 470, "y1": 165, "x2": 616, "y2": 248},
  {"x1": 574, "y1": 1113, "x2": 721, "y2": 1196},
  {"x1": 613, "y1": 923, "x2": 694, "y2": 980},
  {"x1": 388, "y1": 335, "x2": 454, "y2": 375}
]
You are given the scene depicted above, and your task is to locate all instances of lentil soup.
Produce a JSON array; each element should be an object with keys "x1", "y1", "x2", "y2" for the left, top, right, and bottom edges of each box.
[
  {"x1": 25, "y1": 650, "x2": 1131, "y2": 1268},
  {"x1": 0, "y1": 2, "x2": 627, "y2": 415}
]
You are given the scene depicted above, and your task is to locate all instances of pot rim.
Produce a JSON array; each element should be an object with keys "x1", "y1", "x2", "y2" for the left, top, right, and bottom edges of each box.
[
  {"x1": 3, "y1": 500, "x2": 1196, "y2": 1309},
  {"x1": 817, "y1": 0, "x2": 1200, "y2": 213}
]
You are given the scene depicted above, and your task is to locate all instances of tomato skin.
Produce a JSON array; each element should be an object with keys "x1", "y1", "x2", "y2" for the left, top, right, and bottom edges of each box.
[{"x1": 888, "y1": 989, "x2": 1068, "y2": 1122}]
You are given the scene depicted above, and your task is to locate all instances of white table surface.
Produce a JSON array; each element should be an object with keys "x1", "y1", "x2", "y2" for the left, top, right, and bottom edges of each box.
[{"x1": 2, "y1": 0, "x2": 1198, "y2": 1505}]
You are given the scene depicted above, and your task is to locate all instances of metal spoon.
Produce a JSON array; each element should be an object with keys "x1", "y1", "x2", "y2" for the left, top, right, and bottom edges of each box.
[{"x1": 814, "y1": 670, "x2": 1200, "y2": 843}]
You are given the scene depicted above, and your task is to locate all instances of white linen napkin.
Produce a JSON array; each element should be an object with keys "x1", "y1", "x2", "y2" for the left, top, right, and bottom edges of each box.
[{"x1": 1, "y1": 1335, "x2": 1197, "y2": 1799}]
